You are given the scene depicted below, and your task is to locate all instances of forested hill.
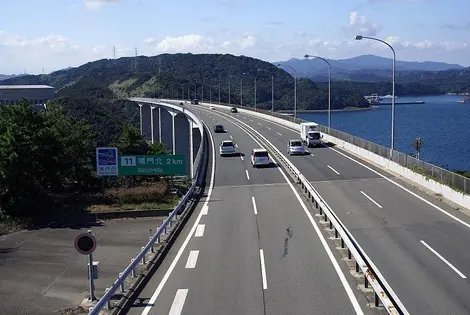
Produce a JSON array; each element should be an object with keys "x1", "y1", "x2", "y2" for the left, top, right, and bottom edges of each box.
[
  {"x1": 3, "y1": 53, "x2": 369, "y2": 111},
  {"x1": 2, "y1": 54, "x2": 369, "y2": 146}
]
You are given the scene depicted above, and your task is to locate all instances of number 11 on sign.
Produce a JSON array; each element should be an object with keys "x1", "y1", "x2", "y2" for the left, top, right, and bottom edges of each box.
[{"x1": 121, "y1": 156, "x2": 136, "y2": 166}]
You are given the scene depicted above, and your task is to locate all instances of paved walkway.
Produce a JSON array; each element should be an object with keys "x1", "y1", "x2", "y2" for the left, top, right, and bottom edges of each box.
[{"x1": 0, "y1": 217, "x2": 163, "y2": 315}]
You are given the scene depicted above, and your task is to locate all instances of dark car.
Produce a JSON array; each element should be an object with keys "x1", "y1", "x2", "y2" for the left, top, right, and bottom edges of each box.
[
  {"x1": 231, "y1": 107, "x2": 238, "y2": 113},
  {"x1": 214, "y1": 125, "x2": 225, "y2": 133}
]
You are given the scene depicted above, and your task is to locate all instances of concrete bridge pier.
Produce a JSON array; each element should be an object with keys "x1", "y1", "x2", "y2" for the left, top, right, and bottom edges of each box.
[
  {"x1": 150, "y1": 106, "x2": 160, "y2": 144},
  {"x1": 139, "y1": 104, "x2": 152, "y2": 140},
  {"x1": 174, "y1": 113, "x2": 191, "y2": 176},
  {"x1": 191, "y1": 121, "x2": 202, "y2": 178},
  {"x1": 160, "y1": 108, "x2": 174, "y2": 153}
]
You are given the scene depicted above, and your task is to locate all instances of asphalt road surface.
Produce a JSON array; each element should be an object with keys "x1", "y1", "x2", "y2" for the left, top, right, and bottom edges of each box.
[
  {"x1": 125, "y1": 106, "x2": 380, "y2": 315},
  {"x1": 195, "y1": 104, "x2": 470, "y2": 315}
]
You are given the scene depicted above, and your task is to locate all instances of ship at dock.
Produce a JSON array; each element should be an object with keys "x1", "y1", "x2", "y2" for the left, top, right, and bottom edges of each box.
[{"x1": 364, "y1": 93, "x2": 425, "y2": 105}]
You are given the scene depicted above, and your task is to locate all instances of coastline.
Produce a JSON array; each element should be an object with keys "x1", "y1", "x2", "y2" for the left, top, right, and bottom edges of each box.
[{"x1": 277, "y1": 106, "x2": 377, "y2": 114}]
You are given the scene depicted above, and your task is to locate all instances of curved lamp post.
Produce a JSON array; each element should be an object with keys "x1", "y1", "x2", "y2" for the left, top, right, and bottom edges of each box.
[
  {"x1": 277, "y1": 64, "x2": 297, "y2": 122},
  {"x1": 355, "y1": 35, "x2": 396, "y2": 158},
  {"x1": 304, "y1": 54, "x2": 332, "y2": 132}
]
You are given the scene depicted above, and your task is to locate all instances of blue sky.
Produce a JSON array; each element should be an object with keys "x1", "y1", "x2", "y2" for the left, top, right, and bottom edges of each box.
[{"x1": 1, "y1": 0, "x2": 469, "y2": 74}]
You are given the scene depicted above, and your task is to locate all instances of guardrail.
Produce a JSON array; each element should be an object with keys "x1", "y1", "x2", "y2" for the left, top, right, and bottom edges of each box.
[
  {"x1": 88, "y1": 100, "x2": 206, "y2": 315},
  {"x1": 170, "y1": 98, "x2": 469, "y2": 195},
  {"x1": 201, "y1": 105, "x2": 403, "y2": 314}
]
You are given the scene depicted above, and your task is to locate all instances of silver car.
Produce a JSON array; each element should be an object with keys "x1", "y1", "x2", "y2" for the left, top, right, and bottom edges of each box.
[
  {"x1": 219, "y1": 140, "x2": 236, "y2": 156},
  {"x1": 287, "y1": 139, "x2": 305, "y2": 155}
]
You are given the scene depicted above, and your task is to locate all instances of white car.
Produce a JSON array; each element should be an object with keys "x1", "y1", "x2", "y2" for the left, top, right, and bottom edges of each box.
[
  {"x1": 251, "y1": 148, "x2": 270, "y2": 167},
  {"x1": 287, "y1": 139, "x2": 305, "y2": 155},
  {"x1": 219, "y1": 140, "x2": 236, "y2": 156}
]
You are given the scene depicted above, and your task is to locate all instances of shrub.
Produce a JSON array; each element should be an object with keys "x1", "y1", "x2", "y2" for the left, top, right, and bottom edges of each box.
[{"x1": 104, "y1": 181, "x2": 168, "y2": 204}]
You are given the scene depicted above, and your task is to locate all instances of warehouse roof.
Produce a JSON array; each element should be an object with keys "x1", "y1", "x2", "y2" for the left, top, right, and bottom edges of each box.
[{"x1": 0, "y1": 85, "x2": 54, "y2": 89}]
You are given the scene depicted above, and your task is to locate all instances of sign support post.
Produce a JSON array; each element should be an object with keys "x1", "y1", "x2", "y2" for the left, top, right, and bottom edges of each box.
[
  {"x1": 88, "y1": 251, "x2": 95, "y2": 301},
  {"x1": 74, "y1": 230, "x2": 98, "y2": 302}
]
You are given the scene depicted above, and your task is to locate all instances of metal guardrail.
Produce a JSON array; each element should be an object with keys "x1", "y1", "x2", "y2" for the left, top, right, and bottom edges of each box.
[
  {"x1": 202, "y1": 105, "x2": 403, "y2": 314},
  {"x1": 192, "y1": 98, "x2": 469, "y2": 195},
  {"x1": 88, "y1": 101, "x2": 206, "y2": 315}
]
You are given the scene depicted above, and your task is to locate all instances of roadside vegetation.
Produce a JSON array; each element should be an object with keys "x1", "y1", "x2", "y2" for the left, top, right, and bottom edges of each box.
[{"x1": 0, "y1": 100, "x2": 183, "y2": 235}]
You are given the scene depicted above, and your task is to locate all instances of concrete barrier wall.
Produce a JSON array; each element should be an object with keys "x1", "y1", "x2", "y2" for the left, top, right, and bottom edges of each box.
[{"x1": 188, "y1": 100, "x2": 470, "y2": 211}]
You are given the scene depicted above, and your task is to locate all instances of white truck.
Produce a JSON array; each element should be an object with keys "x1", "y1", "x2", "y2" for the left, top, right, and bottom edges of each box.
[{"x1": 300, "y1": 122, "x2": 323, "y2": 147}]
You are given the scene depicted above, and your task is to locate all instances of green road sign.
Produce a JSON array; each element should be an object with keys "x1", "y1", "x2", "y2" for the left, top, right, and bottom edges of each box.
[{"x1": 119, "y1": 155, "x2": 185, "y2": 176}]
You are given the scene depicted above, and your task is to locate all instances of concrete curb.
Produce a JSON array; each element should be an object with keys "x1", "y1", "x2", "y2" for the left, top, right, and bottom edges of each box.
[{"x1": 91, "y1": 209, "x2": 173, "y2": 220}]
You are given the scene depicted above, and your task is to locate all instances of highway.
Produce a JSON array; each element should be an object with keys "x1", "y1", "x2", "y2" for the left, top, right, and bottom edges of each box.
[
  {"x1": 125, "y1": 105, "x2": 380, "y2": 315},
  {"x1": 193, "y1": 104, "x2": 470, "y2": 315}
]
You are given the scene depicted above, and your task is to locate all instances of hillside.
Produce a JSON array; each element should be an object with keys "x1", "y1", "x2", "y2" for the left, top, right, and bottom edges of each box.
[
  {"x1": 3, "y1": 53, "x2": 369, "y2": 112},
  {"x1": 0, "y1": 74, "x2": 28, "y2": 81},
  {"x1": 275, "y1": 54, "x2": 464, "y2": 77}
]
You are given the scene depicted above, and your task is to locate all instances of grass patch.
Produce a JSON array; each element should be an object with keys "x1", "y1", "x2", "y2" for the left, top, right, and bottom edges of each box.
[
  {"x1": 88, "y1": 181, "x2": 182, "y2": 213},
  {"x1": 0, "y1": 216, "x2": 26, "y2": 236},
  {"x1": 88, "y1": 195, "x2": 179, "y2": 213}
]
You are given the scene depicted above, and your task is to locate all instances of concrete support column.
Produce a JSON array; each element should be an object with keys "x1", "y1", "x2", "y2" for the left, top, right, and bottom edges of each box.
[
  {"x1": 189, "y1": 122, "x2": 194, "y2": 179},
  {"x1": 139, "y1": 104, "x2": 143, "y2": 135},
  {"x1": 150, "y1": 106, "x2": 160, "y2": 144},
  {"x1": 160, "y1": 108, "x2": 174, "y2": 153},
  {"x1": 191, "y1": 121, "x2": 202, "y2": 178},
  {"x1": 140, "y1": 104, "x2": 152, "y2": 140},
  {"x1": 174, "y1": 113, "x2": 191, "y2": 176}
]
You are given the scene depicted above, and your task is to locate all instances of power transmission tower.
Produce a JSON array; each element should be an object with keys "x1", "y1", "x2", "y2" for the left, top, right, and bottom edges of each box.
[{"x1": 134, "y1": 48, "x2": 138, "y2": 72}]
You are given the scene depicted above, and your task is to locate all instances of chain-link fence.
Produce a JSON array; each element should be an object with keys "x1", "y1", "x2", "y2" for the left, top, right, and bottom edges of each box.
[{"x1": 212, "y1": 101, "x2": 469, "y2": 195}]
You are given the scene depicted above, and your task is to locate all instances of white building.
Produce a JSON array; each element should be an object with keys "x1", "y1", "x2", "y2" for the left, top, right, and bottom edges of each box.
[{"x1": 0, "y1": 85, "x2": 55, "y2": 106}]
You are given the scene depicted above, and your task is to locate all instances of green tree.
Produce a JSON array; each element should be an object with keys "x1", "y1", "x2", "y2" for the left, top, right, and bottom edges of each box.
[
  {"x1": 149, "y1": 142, "x2": 172, "y2": 155},
  {"x1": 0, "y1": 100, "x2": 96, "y2": 217},
  {"x1": 117, "y1": 125, "x2": 148, "y2": 155}
]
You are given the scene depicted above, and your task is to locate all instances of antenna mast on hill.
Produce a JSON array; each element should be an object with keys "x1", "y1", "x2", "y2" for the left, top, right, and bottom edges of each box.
[
  {"x1": 158, "y1": 57, "x2": 162, "y2": 74},
  {"x1": 134, "y1": 47, "x2": 138, "y2": 72},
  {"x1": 113, "y1": 46, "x2": 116, "y2": 59}
]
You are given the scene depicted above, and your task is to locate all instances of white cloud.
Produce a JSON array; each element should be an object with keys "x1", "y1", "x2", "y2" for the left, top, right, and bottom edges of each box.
[
  {"x1": 344, "y1": 12, "x2": 382, "y2": 37},
  {"x1": 83, "y1": 0, "x2": 121, "y2": 10},
  {"x1": 0, "y1": 26, "x2": 469, "y2": 75}
]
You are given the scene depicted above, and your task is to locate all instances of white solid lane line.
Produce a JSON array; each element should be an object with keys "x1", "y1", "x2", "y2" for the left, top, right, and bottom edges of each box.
[
  {"x1": 251, "y1": 196, "x2": 258, "y2": 215},
  {"x1": 276, "y1": 132, "x2": 282, "y2": 136},
  {"x1": 140, "y1": 120, "x2": 216, "y2": 315},
  {"x1": 168, "y1": 289, "x2": 188, "y2": 315},
  {"x1": 259, "y1": 249, "x2": 268, "y2": 290},
  {"x1": 245, "y1": 169, "x2": 250, "y2": 180},
  {"x1": 185, "y1": 250, "x2": 199, "y2": 269},
  {"x1": 201, "y1": 205, "x2": 208, "y2": 215},
  {"x1": 328, "y1": 145, "x2": 470, "y2": 230},
  {"x1": 360, "y1": 191, "x2": 383, "y2": 208},
  {"x1": 327, "y1": 165, "x2": 340, "y2": 175},
  {"x1": 420, "y1": 240, "x2": 467, "y2": 279},
  {"x1": 201, "y1": 108, "x2": 364, "y2": 314},
  {"x1": 195, "y1": 224, "x2": 205, "y2": 237}
]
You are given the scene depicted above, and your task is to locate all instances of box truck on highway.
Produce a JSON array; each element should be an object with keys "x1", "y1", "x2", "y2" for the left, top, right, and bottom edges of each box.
[{"x1": 300, "y1": 122, "x2": 322, "y2": 147}]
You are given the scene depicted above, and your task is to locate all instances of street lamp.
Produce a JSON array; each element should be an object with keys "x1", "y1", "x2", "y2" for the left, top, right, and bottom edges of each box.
[
  {"x1": 240, "y1": 78, "x2": 243, "y2": 107},
  {"x1": 258, "y1": 69, "x2": 274, "y2": 114},
  {"x1": 209, "y1": 79, "x2": 212, "y2": 103},
  {"x1": 277, "y1": 64, "x2": 297, "y2": 122},
  {"x1": 243, "y1": 72, "x2": 257, "y2": 110},
  {"x1": 304, "y1": 54, "x2": 332, "y2": 131},
  {"x1": 355, "y1": 35, "x2": 396, "y2": 158}
]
